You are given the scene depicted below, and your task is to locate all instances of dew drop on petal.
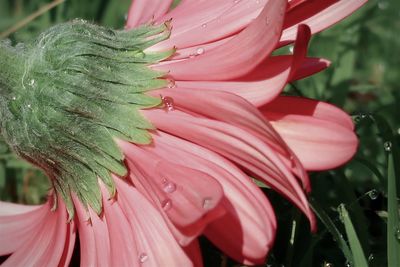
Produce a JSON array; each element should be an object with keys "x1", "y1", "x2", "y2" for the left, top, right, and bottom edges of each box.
[
  {"x1": 384, "y1": 141, "x2": 392, "y2": 152},
  {"x1": 202, "y1": 198, "x2": 213, "y2": 209},
  {"x1": 162, "y1": 180, "x2": 177, "y2": 193},
  {"x1": 139, "y1": 253, "x2": 148, "y2": 263},
  {"x1": 167, "y1": 79, "x2": 176, "y2": 88},
  {"x1": 201, "y1": 23, "x2": 207, "y2": 28},
  {"x1": 162, "y1": 96, "x2": 175, "y2": 111},
  {"x1": 161, "y1": 199, "x2": 172, "y2": 211},
  {"x1": 265, "y1": 17, "x2": 270, "y2": 25},
  {"x1": 196, "y1": 47, "x2": 205, "y2": 55}
]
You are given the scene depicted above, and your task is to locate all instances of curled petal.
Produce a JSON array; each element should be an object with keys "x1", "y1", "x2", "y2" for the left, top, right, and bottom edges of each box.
[
  {"x1": 261, "y1": 96, "x2": 358, "y2": 170},
  {"x1": 281, "y1": 0, "x2": 368, "y2": 43},
  {"x1": 153, "y1": 0, "x2": 265, "y2": 50},
  {"x1": 156, "y1": 0, "x2": 287, "y2": 80}
]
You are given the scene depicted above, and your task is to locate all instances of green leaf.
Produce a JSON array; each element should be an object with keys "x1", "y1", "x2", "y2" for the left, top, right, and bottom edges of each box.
[{"x1": 338, "y1": 204, "x2": 369, "y2": 267}]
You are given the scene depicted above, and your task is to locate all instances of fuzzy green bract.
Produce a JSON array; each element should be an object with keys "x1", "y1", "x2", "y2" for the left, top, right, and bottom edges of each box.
[{"x1": 0, "y1": 19, "x2": 174, "y2": 218}]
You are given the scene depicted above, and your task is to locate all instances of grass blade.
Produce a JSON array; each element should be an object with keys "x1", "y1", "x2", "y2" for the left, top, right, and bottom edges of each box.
[
  {"x1": 338, "y1": 204, "x2": 369, "y2": 267},
  {"x1": 309, "y1": 198, "x2": 353, "y2": 263},
  {"x1": 386, "y1": 141, "x2": 400, "y2": 266}
]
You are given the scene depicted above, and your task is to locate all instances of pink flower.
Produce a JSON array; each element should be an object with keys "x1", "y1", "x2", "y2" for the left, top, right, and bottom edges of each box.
[{"x1": 0, "y1": 0, "x2": 365, "y2": 266}]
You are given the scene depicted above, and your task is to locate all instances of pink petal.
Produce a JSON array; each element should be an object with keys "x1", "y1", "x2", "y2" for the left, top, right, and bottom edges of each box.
[
  {"x1": 156, "y1": 87, "x2": 310, "y2": 191},
  {"x1": 168, "y1": 24, "x2": 319, "y2": 108},
  {"x1": 261, "y1": 96, "x2": 358, "y2": 170},
  {"x1": 264, "y1": 96, "x2": 355, "y2": 129},
  {"x1": 1, "y1": 199, "x2": 74, "y2": 267},
  {"x1": 153, "y1": 132, "x2": 277, "y2": 264},
  {"x1": 144, "y1": 109, "x2": 315, "y2": 229},
  {"x1": 156, "y1": 0, "x2": 287, "y2": 80},
  {"x1": 74, "y1": 196, "x2": 111, "y2": 267},
  {"x1": 281, "y1": 0, "x2": 368, "y2": 43},
  {"x1": 119, "y1": 140, "x2": 225, "y2": 230},
  {"x1": 152, "y1": 0, "x2": 265, "y2": 51},
  {"x1": 114, "y1": 179, "x2": 194, "y2": 267},
  {"x1": 183, "y1": 241, "x2": 203, "y2": 267},
  {"x1": 0, "y1": 202, "x2": 46, "y2": 255},
  {"x1": 126, "y1": 0, "x2": 174, "y2": 28}
]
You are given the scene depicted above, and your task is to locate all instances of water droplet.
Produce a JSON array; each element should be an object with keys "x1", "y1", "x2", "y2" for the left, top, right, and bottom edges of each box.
[
  {"x1": 162, "y1": 180, "x2": 177, "y2": 193},
  {"x1": 29, "y1": 79, "x2": 35, "y2": 86},
  {"x1": 12, "y1": 96, "x2": 16, "y2": 100},
  {"x1": 234, "y1": 0, "x2": 240, "y2": 3},
  {"x1": 161, "y1": 199, "x2": 172, "y2": 211},
  {"x1": 167, "y1": 79, "x2": 176, "y2": 88},
  {"x1": 255, "y1": 0, "x2": 260, "y2": 4},
  {"x1": 202, "y1": 198, "x2": 213, "y2": 209},
  {"x1": 162, "y1": 96, "x2": 175, "y2": 111},
  {"x1": 196, "y1": 47, "x2": 205, "y2": 55},
  {"x1": 139, "y1": 253, "x2": 148, "y2": 263},
  {"x1": 27, "y1": 104, "x2": 31, "y2": 108},
  {"x1": 288, "y1": 45, "x2": 294, "y2": 53},
  {"x1": 201, "y1": 23, "x2": 207, "y2": 28},
  {"x1": 345, "y1": 261, "x2": 352, "y2": 267},
  {"x1": 265, "y1": 17, "x2": 270, "y2": 25},
  {"x1": 384, "y1": 141, "x2": 392, "y2": 152},
  {"x1": 368, "y1": 254, "x2": 374, "y2": 262},
  {"x1": 368, "y1": 189, "x2": 379, "y2": 200},
  {"x1": 324, "y1": 263, "x2": 333, "y2": 267},
  {"x1": 395, "y1": 227, "x2": 400, "y2": 240}
]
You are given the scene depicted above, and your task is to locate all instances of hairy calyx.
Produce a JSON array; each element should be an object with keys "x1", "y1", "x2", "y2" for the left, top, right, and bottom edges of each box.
[{"x1": 0, "y1": 19, "x2": 174, "y2": 218}]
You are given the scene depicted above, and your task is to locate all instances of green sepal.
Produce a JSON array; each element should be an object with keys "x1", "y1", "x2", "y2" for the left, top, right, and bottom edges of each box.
[{"x1": 0, "y1": 19, "x2": 172, "y2": 218}]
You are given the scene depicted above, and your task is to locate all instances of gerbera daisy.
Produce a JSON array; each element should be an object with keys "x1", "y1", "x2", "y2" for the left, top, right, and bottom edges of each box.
[{"x1": 0, "y1": 0, "x2": 365, "y2": 266}]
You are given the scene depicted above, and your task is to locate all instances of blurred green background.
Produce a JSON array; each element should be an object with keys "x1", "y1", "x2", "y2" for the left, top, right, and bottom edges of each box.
[{"x1": 0, "y1": 0, "x2": 399, "y2": 266}]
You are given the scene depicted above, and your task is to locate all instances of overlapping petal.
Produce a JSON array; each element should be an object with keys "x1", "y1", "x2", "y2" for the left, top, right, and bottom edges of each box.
[{"x1": 0, "y1": 200, "x2": 75, "y2": 267}]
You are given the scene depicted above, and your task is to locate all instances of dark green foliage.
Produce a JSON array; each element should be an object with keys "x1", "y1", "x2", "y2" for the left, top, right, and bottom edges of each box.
[{"x1": 0, "y1": 20, "x2": 173, "y2": 218}]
